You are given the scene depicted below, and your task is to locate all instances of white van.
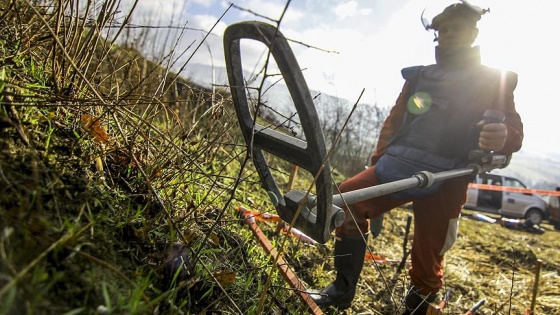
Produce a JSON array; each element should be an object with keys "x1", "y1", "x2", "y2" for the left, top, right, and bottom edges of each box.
[{"x1": 464, "y1": 173, "x2": 547, "y2": 225}]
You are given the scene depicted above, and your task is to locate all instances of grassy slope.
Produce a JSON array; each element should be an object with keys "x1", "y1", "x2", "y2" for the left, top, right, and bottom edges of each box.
[
  {"x1": 304, "y1": 207, "x2": 560, "y2": 314},
  {"x1": 1, "y1": 2, "x2": 559, "y2": 315}
]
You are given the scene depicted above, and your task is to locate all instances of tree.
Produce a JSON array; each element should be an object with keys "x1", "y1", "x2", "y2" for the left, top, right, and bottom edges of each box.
[{"x1": 315, "y1": 94, "x2": 388, "y2": 177}]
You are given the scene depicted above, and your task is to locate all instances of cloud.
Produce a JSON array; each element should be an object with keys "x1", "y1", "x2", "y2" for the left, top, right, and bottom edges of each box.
[
  {"x1": 334, "y1": 1, "x2": 357, "y2": 20},
  {"x1": 124, "y1": 0, "x2": 187, "y2": 23},
  {"x1": 116, "y1": 0, "x2": 560, "y2": 159},
  {"x1": 234, "y1": 0, "x2": 304, "y2": 23},
  {"x1": 192, "y1": 14, "x2": 228, "y2": 36},
  {"x1": 280, "y1": 0, "x2": 432, "y2": 107},
  {"x1": 191, "y1": 0, "x2": 214, "y2": 7}
]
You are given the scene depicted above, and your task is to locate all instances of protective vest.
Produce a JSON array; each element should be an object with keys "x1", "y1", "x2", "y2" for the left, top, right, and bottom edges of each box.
[
  {"x1": 374, "y1": 56, "x2": 518, "y2": 199},
  {"x1": 392, "y1": 63, "x2": 518, "y2": 163}
]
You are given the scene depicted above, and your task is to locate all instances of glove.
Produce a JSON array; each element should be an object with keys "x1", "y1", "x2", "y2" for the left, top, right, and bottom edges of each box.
[{"x1": 477, "y1": 121, "x2": 508, "y2": 151}]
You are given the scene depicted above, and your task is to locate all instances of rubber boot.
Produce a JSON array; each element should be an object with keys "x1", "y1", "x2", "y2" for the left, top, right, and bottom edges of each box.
[
  {"x1": 402, "y1": 285, "x2": 437, "y2": 315},
  {"x1": 312, "y1": 234, "x2": 367, "y2": 309}
]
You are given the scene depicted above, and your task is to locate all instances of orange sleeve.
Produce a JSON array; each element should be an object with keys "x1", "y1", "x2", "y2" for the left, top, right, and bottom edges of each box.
[{"x1": 370, "y1": 82, "x2": 411, "y2": 165}]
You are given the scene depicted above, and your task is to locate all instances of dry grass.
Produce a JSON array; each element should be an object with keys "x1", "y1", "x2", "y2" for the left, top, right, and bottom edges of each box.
[
  {"x1": 308, "y1": 208, "x2": 560, "y2": 314},
  {"x1": 1, "y1": 1, "x2": 559, "y2": 315}
]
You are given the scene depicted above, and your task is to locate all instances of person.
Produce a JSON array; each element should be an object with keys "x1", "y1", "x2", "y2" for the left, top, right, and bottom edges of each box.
[
  {"x1": 548, "y1": 187, "x2": 560, "y2": 230},
  {"x1": 311, "y1": 3, "x2": 523, "y2": 314}
]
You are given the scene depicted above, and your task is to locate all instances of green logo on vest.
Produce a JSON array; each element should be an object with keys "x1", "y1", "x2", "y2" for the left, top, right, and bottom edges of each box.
[{"x1": 407, "y1": 92, "x2": 432, "y2": 115}]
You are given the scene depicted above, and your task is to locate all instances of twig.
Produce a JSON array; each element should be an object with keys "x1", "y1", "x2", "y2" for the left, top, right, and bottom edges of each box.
[
  {"x1": 509, "y1": 248, "x2": 516, "y2": 314},
  {"x1": 162, "y1": 4, "x2": 233, "y2": 96},
  {"x1": 200, "y1": 260, "x2": 243, "y2": 314},
  {"x1": 396, "y1": 215, "x2": 413, "y2": 273},
  {"x1": 527, "y1": 259, "x2": 543, "y2": 314},
  {"x1": 0, "y1": 163, "x2": 11, "y2": 187},
  {"x1": 229, "y1": 3, "x2": 339, "y2": 54}
]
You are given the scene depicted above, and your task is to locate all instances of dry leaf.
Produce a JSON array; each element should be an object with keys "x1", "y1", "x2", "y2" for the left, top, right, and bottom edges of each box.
[
  {"x1": 183, "y1": 230, "x2": 197, "y2": 245},
  {"x1": 213, "y1": 270, "x2": 236, "y2": 287},
  {"x1": 81, "y1": 114, "x2": 109, "y2": 143},
  {"x1": 210, "y1": 232, "x2": 220, "y2": 245},
  {"x1": 94, "y1": 156, "x2": 103, "y2": 173}
]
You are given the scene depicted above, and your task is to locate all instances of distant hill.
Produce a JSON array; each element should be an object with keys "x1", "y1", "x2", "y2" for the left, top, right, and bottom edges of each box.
[
  {"x1": 183, "y1": 62, "x2": 331, "y2": 108},
  {"x1": 184, "y1": 62, "x2": 230, "y2": 90},
  {"x1": 492, "y1": 149, "x2": 560, "y2": 190}
]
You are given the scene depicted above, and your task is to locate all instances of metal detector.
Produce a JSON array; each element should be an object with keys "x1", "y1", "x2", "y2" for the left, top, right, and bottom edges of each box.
[{"x1": 223, "y1": 21, "x2": 509, "y2": 244}]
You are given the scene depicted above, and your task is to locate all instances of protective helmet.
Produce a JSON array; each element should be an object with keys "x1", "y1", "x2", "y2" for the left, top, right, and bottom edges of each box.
[{"x1": 422, "y1": 1, "x2": 489, "y2": 31}]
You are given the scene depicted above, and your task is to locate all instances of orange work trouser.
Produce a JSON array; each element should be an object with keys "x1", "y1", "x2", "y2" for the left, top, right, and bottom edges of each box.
[{"x1": 336, "y1": 165, "x2": 470, "y2": 294}]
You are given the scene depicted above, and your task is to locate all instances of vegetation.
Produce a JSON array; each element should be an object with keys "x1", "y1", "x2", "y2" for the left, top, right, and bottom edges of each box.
[{"x1": 1, "y1": 1, "x2": 559, "y2": 315}]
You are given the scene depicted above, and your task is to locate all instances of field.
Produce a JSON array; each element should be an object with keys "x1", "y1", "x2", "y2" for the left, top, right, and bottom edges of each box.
[{"x1": 314, "y1": 207, "x2": 560, "y2": 314}]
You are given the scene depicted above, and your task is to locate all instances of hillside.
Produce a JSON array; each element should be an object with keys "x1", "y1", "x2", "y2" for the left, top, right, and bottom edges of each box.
[
  {"x1": 493, "y1": 150, "x2": 560, "y2": 190},
  {"x1": 1, "y1": 2, "x2": 559, "y2": 315}
]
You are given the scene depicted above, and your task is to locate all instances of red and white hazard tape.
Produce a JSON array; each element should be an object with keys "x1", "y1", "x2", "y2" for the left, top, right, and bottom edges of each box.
[{"x1": 468, "y1": 183, "x2": 560, "y2": 196}]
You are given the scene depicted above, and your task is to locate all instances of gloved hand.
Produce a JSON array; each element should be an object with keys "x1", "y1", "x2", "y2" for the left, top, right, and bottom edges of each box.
[{"x1": 477, "y1": 121, "x2": 508, "y2": 151}]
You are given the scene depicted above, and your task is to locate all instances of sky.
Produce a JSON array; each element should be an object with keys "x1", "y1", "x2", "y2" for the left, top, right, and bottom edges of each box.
[{"x1": 119, "y1": 0, "x2": 560, "y2": 158}]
